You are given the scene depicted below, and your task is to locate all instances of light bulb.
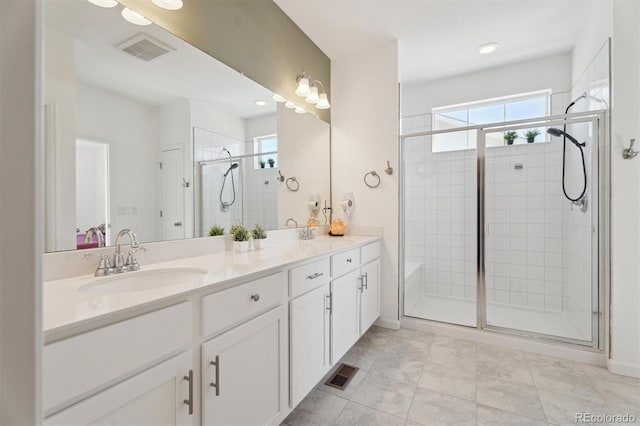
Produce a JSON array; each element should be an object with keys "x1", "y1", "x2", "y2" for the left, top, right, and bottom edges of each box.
[
  {"x1": 285, "y1": 101, "x2": 296, "y2": 109},
  {"x1": 122, "y1": 7, "x2": 152, "y2": 26},
  {"x1": 295, "y1": 106, "x2": 306, "y2": 114},
  {"x1": 272, "y1": 93, "x2": 286, "y2": 103},
  {"x1": 305, "y1": 86, "x2": 319, "y2": 104},
  {"x1": 152, "y1": 0, "x2": 184, "y2": 10},
  {"x1": 477, "y1": 42, "x2": 499, "y2": 54},
  {"x1": 87, "y1": 0, "x2": 118, "y2": 7},
  {"x1": 295, "y1": 77, "x2": 310, "y2": 97},
  {"x1": 316, "y1": 93, "x2": 330, "y2": 109}
]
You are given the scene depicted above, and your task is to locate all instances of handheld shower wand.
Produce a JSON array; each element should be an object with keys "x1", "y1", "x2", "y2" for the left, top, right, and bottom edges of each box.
[{"x1": 219, "y1": 148, "x2": 239, "y2": 212}]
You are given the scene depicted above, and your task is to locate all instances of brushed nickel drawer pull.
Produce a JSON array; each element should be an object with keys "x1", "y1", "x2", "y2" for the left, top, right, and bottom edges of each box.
[
  {"x1": 307, "y1": 272, "x2": 324, "y2": 280},
  {"x1": 363, "y1": 272, "x2": 369, "y2": 290},
  {"x1": 210, "y1": 355, "x2": 220, "y2": 396},
  {"x1": 251, "y1": 294, "x2": 260, "y2": 302},
  {"x1": 183, "y1": 369, "x2": 194, "y2": 415},
  {"x1": 325, "y1": 293, "x2": 331, "y2": 313}
]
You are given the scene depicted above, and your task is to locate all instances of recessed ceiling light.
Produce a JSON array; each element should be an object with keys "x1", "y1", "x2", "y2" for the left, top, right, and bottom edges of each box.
[
  {"x1": 152, "y1": 0, "x2": 184, "y2": 10},
  {"x1": 255, "y1": 100, "x2": 267, "y2": 106},
  {"x1": 477, "y1": 42, "x2": 499, "y2": 55},
  {"x1": 87, "y1": 0, "x2": 118, "y2": 7},
  {"x1": 122, "y1": 7, "x2": 152, "y2": 26}
]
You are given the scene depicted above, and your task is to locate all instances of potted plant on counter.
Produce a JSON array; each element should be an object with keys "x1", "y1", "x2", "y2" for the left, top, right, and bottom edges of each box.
[
  {"x1": 524, "y1": 129, "x2": 541, "y2": 143},
  {"x1": 230, "y1": 224, "x2": 250, "y2": 252},
  {"x1": 504, "y1": 131, "x2": 518, "y2": 145},
  {"x1": 251, "y1": 224, "x2": 267, "y2": 250},
  {"x1": 208, "y1": 225, "x2": 224, "y2": 236}
]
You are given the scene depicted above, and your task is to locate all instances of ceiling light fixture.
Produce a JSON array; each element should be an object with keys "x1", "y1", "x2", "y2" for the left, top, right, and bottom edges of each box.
[
  {"x1": 122, "y1": 7, "x2": 152, "y2": 25},
  {"x1": 87, "y1": 0, "x2": 118, "y2": 7},
  {"x1": 152, "y1": 0, "x2": 184, "y2": 10},
  {"x1": 477, "y1": 42, "x2": 499, "y2": 55},
  {"x1": 255, "y1": 100, "x2": 267, "y2": 106},
  {"x1": 272, "y1": 93, "x2": 287, "y2": 103},
  {"x1": 285, "y1": 101, "x2": 296, "y2": 109}
]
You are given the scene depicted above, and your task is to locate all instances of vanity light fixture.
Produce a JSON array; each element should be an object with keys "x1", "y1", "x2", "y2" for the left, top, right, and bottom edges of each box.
[
  {"x1": 295, "y1": 76, "x2": 310, "y2": 97},
  {"x1": 122, "y1": 7, "x2": 152, "y2": 25},
  {"x1": 294, "y1": 106, "x2": 306, "y2": 114},
  {"x1": 305, "y1": 86, "x2": 319, "y2": 104},
  {"x1": 254, "y1": 100, "x2": 267, "y2": 106},
  {"x1": 152, "y1": 0, "x2": 184, "y2": 10},
  {"x1": 87, "y1": 0, "x2": 118, "y2": 7},
  {"x1": 477, "y1": 42, "x2": 500, "y2": 54},
  {"x1": 285, "y1": 101, "x2": 297, "y2": 109},
  {"x1": 316, "y1": 93, "x2": 331, "y2": 109},
  {"x1": 272, "y1": 93, "x2": 287, "y2": 103}
]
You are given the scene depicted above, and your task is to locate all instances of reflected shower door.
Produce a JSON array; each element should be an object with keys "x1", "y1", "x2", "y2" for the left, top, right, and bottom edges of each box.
[
  {"x1": 403, "y1": 127, "x2": 477, "y2": 327},
  {"x1": 480, "y1": 117, "x2": 600, "y2": 345}
]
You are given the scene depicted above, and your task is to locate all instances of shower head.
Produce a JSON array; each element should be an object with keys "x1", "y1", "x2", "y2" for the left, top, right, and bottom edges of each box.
[
  {"x1": 223, "y1": 162, "x2": 239, "y2": 177},
  {"x1": 547, "y1": 127, "x2": 585, "y2": 148}
]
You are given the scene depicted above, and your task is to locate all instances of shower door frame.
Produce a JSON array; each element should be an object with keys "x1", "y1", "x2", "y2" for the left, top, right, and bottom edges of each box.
[{"x1": 400, "y1": 110, "x2": 606, "y2": 350}]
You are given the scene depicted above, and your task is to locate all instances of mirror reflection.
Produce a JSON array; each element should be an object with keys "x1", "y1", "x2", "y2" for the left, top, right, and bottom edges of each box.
[{"x1": 44, "y1": 0, "x2": 330, "y2": 252}]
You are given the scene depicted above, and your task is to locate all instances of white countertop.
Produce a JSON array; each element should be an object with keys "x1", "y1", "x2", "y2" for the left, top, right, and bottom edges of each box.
[{"x1": 43, "y1": 235, "x2": 380, "y2": 342}]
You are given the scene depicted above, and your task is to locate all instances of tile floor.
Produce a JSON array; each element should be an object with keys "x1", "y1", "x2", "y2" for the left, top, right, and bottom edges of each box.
[{"x1": 282, "y1": 326, "x2": 640, "y2": 426}]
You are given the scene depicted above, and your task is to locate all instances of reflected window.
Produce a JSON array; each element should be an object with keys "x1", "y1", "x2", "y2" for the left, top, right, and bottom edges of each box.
[
  {"x1": 432, "y1": 90, "x2": 550, "y2": 152},
  {"x1": 253, "y1": 134, "x2": 278, "y2": 169}
]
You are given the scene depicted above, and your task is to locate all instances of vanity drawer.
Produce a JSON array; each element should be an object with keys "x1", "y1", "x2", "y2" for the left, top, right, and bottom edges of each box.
[
  {"x1": 43, "y1": 302, "x2": 192, "y2": 414},
  {"x1": 202, "y1": 271, "x2": 287, "y2": 337},
  {"x1": 290, "y1": 258, "x2": 331, "y2": 298},
  {"x1": 361, "y1": 241, "x2": 381, "y2": 265},
  {"x1": 331, "y1": 248, "x2": 360, "y2": 278}
]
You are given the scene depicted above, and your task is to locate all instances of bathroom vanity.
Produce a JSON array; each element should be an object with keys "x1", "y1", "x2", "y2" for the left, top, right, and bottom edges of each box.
[{"x1": 42, "y1": 236, "x2": 381, "y2": 425}]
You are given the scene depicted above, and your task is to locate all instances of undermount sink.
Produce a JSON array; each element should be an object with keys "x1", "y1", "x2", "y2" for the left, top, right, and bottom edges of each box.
[{"x1": 79, "y1": 267, "x2": 208, "y2": 294}]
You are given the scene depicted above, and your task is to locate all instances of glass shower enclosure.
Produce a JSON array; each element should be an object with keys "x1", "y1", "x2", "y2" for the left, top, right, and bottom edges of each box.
[{"x1": 401, "y1": 111, "x2": 605, "y2": 347}]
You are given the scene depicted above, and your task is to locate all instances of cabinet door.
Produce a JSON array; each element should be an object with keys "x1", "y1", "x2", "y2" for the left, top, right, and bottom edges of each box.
[
  {"x1": 290, "y1": 283, "x2": 331, "y2": 406},
  {"x1": 202, "y1": 305, "x2": 288, "y2": 426},
  {"x1": 360, "y1": 259, "x2": 380, "y2": 334},
  {"x1": 331, "y1": 270, "x2": 360, "y2": 362},
  {"x1": 45, "y1": 352, "x2": 193, "y2": 426}
]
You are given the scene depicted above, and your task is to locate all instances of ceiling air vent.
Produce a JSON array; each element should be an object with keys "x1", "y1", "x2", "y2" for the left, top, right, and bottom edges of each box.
[{"x1": 116, "y1": 33, "x2": 175, "y2": 62}]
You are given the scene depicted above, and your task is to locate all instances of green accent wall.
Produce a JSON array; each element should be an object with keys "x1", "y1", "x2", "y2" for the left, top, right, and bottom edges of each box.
[{"x1": 118, "y1": 0, "x2": 331, "y2": 123}]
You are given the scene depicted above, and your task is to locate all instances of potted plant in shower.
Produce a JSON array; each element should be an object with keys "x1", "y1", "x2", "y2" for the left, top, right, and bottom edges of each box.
[
  {"x1": 504, "y1": 131, "x2": 518, "y2": 145},
  {"x1": 230, "y1": 224, "x2": 250, "y2": 252},
  {"x1": 267, "y1": 158, "x2": 275, "y2": 168},
  {"x1": 524, "y1": 129, "x2": 541, "y2": 143},
  {"x1": 251, "y1": 224, "x2": 267, "y2": 250},
  {"x1": 208, "y1": 225, "x2": 224, "y2": 237}
]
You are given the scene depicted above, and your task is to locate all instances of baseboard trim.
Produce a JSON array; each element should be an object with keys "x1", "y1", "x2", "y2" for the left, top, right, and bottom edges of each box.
[
  {"x1": 402, "y1": 317, "x2": 606, "y2": 366},
  {"x1": 607, "y1": 359, "x2": 640, "y2": 378},
  {"x1": 374, "y1": 318, "x2": 400, "y2": 330}
]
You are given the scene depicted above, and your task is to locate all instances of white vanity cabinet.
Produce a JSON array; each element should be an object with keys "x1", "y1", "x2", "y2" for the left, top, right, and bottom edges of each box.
[
  {"x1": 45, "y1": 351, "x2": 194, "y2": 426},
  {"x1": 289, "y1": 258, "x2": 332, "y2": 406},
  {"x1": 201, "y1": 272, "x2": 289, "y2": 426}
]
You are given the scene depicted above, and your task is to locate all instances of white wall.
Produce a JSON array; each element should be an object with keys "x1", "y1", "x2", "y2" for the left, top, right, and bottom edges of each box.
[
  {"x1": 402, "y1": 52, "x2": 572, "y2": 119},
  {"x1": 76, "y1": 84, "x2": 161, "y2": 245},
  {"x1": 75, "y1": 141, "x2": 108, "y2": 233},
  {"x1": 0, "y1": 0, "x2": 41, "y2": 423},
  {"x1": 331, "y1": 42, "x2": 400, "y2": 328},
  {"x1": 44, "y1": 27, "x2": 76, "y2": 251},
  {"x1": 277, "y1": 105, "x2": 330, "y2": 228},
  {"x1": 608, "y1": 0, "x2": 640, "y2": 378}
]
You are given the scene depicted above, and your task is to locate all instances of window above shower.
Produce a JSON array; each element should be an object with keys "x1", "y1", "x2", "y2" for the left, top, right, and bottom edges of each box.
[
  {"x1": 431, "y1": 90, "x2": 550, "y2": 152},
  {"x1": 253, "y1": 134, "x2": 279, "y2": 169}
]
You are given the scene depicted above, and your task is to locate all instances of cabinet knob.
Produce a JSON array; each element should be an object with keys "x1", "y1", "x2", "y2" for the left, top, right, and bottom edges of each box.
[{"x1": 251, "y1": 294, "x2": 260, "y2": 302}]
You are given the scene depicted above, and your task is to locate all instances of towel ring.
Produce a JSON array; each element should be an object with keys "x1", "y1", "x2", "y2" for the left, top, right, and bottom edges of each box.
[
  {"x1": 286, "y1": 177, "x2": 300, "y2": 192},
  {"x1": 364, "y1": 171, "x2": 381, "y2": 188}
]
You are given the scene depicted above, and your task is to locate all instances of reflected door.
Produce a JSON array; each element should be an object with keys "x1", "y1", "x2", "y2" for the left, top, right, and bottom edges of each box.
[{"x1": 161, "y1": 147, "x2": 185, "y2": 241}]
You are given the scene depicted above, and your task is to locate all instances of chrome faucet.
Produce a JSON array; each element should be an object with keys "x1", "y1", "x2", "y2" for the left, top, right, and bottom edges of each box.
[
  {"x1": 285, "y1": 218, "x2": 298, "y2": 228},
  {"x1": 299, "y1": 226, "x2": 315, "y2": 240},
  {"x1": 84, "y1": 227, "x2": 105, "y2": 247},
  {"x1": 113, "y1": 229, "x2": 140, "y2": 272}
]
